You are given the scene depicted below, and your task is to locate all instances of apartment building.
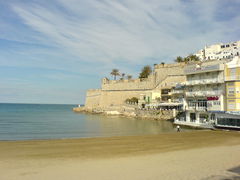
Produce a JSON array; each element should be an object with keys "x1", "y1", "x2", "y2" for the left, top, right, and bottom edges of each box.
[
  {"x1": 175, "y1": 56, "x2": 240, "y2": 129},
  {"x1": 195, "y1": 40, "x2": 240, "y2": 61},
  {"x1": 175, "y1": 59, "x2": 228, "y2": 128},
  {"x1": 225, "y1": 56, "x2": 240, "y2": 112}
]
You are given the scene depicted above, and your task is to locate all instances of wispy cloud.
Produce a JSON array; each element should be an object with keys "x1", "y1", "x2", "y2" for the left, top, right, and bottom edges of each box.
[
  {"x1": 11, "y1": 0, "x2": 240, "y2": 65},
  {"x1": 0, "y1": 0, "x2": 239, "y2": 104}
]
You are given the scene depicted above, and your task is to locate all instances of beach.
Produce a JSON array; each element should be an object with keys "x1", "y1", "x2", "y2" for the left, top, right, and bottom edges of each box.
[{"x1": 0, "y1": 130, "x2": 240, "y2": 180}]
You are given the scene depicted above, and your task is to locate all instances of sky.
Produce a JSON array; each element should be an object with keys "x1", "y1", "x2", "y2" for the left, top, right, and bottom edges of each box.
[{"x1": 0, "y1": 0, "x2": 240, "y2": 104}]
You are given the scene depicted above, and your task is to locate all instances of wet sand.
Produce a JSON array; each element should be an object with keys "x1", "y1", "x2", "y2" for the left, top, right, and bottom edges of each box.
[{"x1": 0, "y1": 130, "x2": 240, "y2": 180}]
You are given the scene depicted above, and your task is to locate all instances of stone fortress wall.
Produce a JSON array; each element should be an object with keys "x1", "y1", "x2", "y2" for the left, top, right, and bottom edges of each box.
[
  {"x1": 85, "y1": 89, "x2": 102, "y2": 109},
  {"x1": 98, "y1": 90, "x2": 148, "y2": 108},
  {"x1": 154, "y1": 63, "x2": 185, "y2": 85},
  {"x1": 85, "y1": 62, "x2": 185, "y2": 109},
  {"x1": 155, "y1": 75, "x2": 186, "y2": 89},
  {"x1": 101, "y1": 74, "x2": 155, "y2": 91}
]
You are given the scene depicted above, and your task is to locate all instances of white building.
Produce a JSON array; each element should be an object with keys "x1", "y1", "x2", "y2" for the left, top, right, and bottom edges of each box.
[
  {"x1": 175, "y1": 59, "x2": 229, "y2": 128},
  {"x1": 195, "y1": 40, "x2": 240, "y2": 61}
]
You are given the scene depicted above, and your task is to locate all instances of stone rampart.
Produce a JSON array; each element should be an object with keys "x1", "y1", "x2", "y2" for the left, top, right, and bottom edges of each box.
[
  {"x1": 154, "y1": 63, "x2": 185, "y2": 84},
  {"x1": 98, "y1": 90, "x2": 147, "y2": 108},
  {"x1": 101, "y1": 75, "x2": 155, "y2": 91},
  {"x1": 85, "y1": 62, "x2": 186, "y2": 109},
  {"x1": 85, "y1": 89, "x2": 102, "y2": 109},
  {"x1": 155, "y1": 75, "x2": 186, "y2": 89}
]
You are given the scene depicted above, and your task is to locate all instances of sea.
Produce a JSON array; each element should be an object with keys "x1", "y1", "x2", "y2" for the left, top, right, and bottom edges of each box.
[{"x1": 0, "y1": 103, "x2": 185, "y2": 141}]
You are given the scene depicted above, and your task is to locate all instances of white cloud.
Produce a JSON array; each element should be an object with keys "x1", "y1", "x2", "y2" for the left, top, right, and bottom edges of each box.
[
  {"x1": 9, "y1": 0, "x2": 240, "y2": 67},
  {"x1": 1, "y1": 0, "x2": 240, "y2": 104}
]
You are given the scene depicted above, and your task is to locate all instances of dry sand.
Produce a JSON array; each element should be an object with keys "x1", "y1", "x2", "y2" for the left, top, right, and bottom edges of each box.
[{"x1": 0, "y1": 130, "x2": 240, "y2": 180}]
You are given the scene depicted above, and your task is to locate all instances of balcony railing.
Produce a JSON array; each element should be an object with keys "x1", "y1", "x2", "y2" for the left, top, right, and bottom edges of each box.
[
  {"x1": 187, "y1": 106, "x2": 207, "y2": 111},
  {"x1": 186, "y1": 90, "x2": 223, "y2": 97},
  {"x1": 184, "y1": 64, "x2": 224, "y2": 74},
  {"x1": 186, "y1": 78, "x2": 224, "y2": 86}
]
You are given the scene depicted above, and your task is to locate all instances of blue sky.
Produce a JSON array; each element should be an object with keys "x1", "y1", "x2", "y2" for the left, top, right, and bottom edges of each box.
[{"x1": 0, "y1": 0, "x2": 239, "y2": 104}]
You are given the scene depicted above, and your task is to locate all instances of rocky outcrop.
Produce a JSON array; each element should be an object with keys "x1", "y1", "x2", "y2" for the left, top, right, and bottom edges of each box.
[{"x1": 73, "y1": 105, "x2": 176, "y2": 120}]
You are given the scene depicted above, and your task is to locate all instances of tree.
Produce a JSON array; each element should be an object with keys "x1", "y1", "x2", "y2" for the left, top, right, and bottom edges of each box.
[
  {"x1": 183, "y1": 56, "x2": 190, "y2": 63},
  {"x1": 125, "y1": 97, "x2": 138, "y2": 104},
  {"x1": 161, "y1": 62, "x2": 165, "y2": 66},
  {"x1": 175, "y1": 56, "x2": 184, "y2": 63},
  {"x1": 175, "y1": 55, "x2": 200, "y2": 63},
  {"x1": 110, "y1": 69, "x2": 120, "y2": 80},
  {"x1": 125, "y1": 98, "x2": 131, "y2": 104},
  {"x1": 130, "y1": 97, "x2": 138, "y2": 104},
  {"x1": 188, "y1": 54, "x2": 200, "y2": 61},
  {"x1": 127, "y1": 75, "x2": 132, "y2": 80},
  {"x1": 183, "y1": 54, "x2": 200, "y2": 63},
  {"x1": 139, "y1": 65, "x2": 152, "y2": 79}
]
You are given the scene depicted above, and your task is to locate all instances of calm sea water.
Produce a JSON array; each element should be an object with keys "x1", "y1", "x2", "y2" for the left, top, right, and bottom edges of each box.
[{"x1": 0, "y1": 103, "x2": 182, "y2": 140}]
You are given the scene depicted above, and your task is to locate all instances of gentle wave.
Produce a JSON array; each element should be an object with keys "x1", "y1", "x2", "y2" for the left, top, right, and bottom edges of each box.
[{"x1": 0, "y1": 103, "x2": 180, "y2": 140}]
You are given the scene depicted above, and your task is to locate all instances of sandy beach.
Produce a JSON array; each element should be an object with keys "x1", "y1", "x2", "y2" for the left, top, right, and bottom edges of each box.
[{"x1": 0, "y1": 130, "x2": 240, "y2": 180}]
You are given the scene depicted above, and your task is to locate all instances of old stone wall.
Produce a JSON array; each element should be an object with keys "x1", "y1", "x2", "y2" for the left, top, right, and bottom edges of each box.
[
  {"x1": 85, "y1": 89, "x2": 148, "y2": 109},
  {"x1": 154, "y1": 63, "x2": 185, "y2": 85},
  {"x1": 85, "y1": 89, "x2": 102, "y2": 109},
  {"x1": 98, "y1": 90, "x2": 147, "y2": 108},
  {"x1": 101, "y1": 75, "x2": 155, "y2": 91},
  {"x1": 155, "y1": 75, "x2": 186, "y2": 89},
  {"x1": 85, "y1": 62, "x2": 186, "y2": 109}
]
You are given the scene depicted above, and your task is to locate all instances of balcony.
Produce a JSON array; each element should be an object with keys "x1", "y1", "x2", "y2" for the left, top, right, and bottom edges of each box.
[
  {"x1": 186, "y1": 78, "x2": 224, "y2": 86},
  {"x1": 186, "y1": 90, "x2": 223, "y2": 97},
  {"x1": 186, "y1": 106, "x2": 207, "y2": 111},
  {"x1": 184, "y1": 64, "x2": 224, "y2": 75}
]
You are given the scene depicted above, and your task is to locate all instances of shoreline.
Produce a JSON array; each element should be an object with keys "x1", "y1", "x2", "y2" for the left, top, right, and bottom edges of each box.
[
  {"x1": 73, "y1": 106, "x2": 177, "y2": 121},
  {"x1": 1, "y1": 130, "x2": 240, "y2": 180},
  {"x1": 1, "y1": 130, "x2": 239, "y2": 159}
]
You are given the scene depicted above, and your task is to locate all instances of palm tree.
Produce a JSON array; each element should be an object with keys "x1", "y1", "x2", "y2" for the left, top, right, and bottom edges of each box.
[
  {"x1": 139, "y1": 65, "x2": 152, "y2": 79},
  {"x1": 121, "y1": 73, "x2": 125, "y2": 79},
  {"x1": 161, "y1": 62, "x2": 165, "y2": 66},
  {"x1": 110, "y1": 69, "x2": 120, "y2": 80}
]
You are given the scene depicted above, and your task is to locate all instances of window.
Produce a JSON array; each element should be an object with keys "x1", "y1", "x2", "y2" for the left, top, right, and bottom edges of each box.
[
  {"x1": 230, "y1": 68, "x2": 236, "y2": 76},
  {"x1": 207, "y1": 102, "x2": 212, "y2": 107},
  {"x1": 213, "y1": 101, "x2": 221, "y2": 106},
  {"x1": 228, "y1": 87, "x2": 235, "y2": 94},
  {"x1": 190, "y1": 113, "x2": 196, "y2": 122},
  {"x1": 197, "y1": 100, "x2": 207, "y2": 108}
]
